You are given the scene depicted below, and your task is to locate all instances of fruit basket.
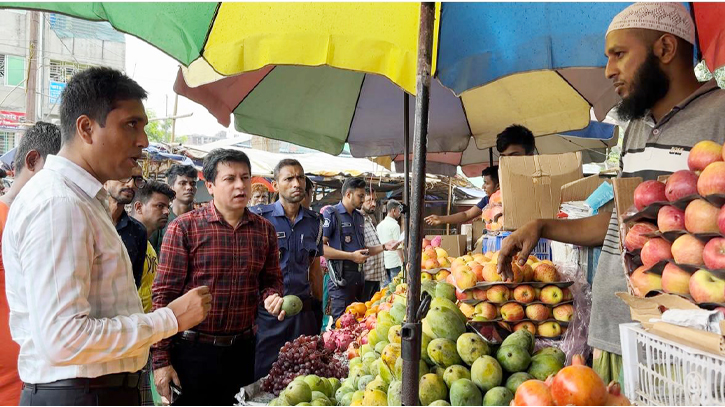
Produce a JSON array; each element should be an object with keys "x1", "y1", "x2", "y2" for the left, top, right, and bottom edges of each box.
[
  {"x1": 482, "y1": 231, "x2": 553, "y2": 261},
  {"x1": 620, "y1": 322, "x2": 725, "y2": 406}
]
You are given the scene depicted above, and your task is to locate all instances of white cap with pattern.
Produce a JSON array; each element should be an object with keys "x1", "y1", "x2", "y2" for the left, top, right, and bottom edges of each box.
[{"x1": 607, "y1": 2, "x2": 695, "y2": 45}]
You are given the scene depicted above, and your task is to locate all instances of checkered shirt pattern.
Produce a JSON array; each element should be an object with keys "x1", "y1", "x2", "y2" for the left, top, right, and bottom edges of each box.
[{"x1": 361, "y1": 212, "x2": 385, "y2": 282}]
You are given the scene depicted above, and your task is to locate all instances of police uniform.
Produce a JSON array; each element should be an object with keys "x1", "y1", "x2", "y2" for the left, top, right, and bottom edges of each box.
[
  {"x1": 250, "y1": 201, "x2": 324, "y2": 381},
  {"x1": 322, "y1": 202, "x2": 367, "y2": 320}
]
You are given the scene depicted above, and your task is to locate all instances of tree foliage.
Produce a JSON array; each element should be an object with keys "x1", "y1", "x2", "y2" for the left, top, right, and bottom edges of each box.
[{"x1": 144, "y1": 110, "x2": 187, "y2": 144}]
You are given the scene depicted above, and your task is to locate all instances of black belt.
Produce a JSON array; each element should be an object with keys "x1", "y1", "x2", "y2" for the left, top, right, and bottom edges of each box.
[
  {"x1": 179, "y1": 328, "x2": 254, "y2": 347},
  {"x1": 342, "y1": 261, "x2": 362, "y2": 272},
  {"x1": 23, "y1": 372, "x2": 140, "y2": 391}
]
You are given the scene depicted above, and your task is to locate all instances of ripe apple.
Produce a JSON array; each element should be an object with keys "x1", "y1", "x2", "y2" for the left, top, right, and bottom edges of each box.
[
  {"x1": 671, "y1": 234, "x2": 705, "y2": 265},
  {"x1": 534, "y1": 263, "x2": 559, "y2": 283},
  {"x1": 459, "y1": 302, "x2": 475, "y2": 319},
  {"x1": 435, "y1": 248, "x2": 449, "y2": 258},
  {"x1": 625, "y1": 222, "x2": 658, "y2": 252},
  {"x1": 467, "y1": 261, "x2": 484, "y2": 281},
  {"x1": 510, "y1": 263, "x2": 525, "y2": 283},
  {"x1": 437, "y1": 257, "x2": 451, "y2": 268},
  {"x1": 552, "y1": 304, "x2": 574, "y2": 322},
  {"x1": 487, "y1": 285, "x2": 510, "y2": 304},
  {"x1": 501, "y1": 303, "x2": 525, "y2": 322},
  {"x1": 455, "y1": 288, "x2": 473, "y2": 301},
  {"x1": 688, "y1": 140, "x2": 723, "y2": 172},
  {"x1": 657, "y1": 206, "x2": 686, "y2": 232},
  {"x1": 525, "y1": 303, "x2": 550, "y2": 321},
  {"x1": 561, "y1": 287, "x2": 573, "y2": 301},
  {"x1": 704, "y1": 237, "x2": 725, "y2": 270},
  {"x1": 513, "y1": 321, "x2": 536, "y2": 335},
  {"x1": 689, "y1": 269, "x2": 725, "y2": 304},
  {"x1": 446, "y1": 273, "x2": 457, "y2": 286},
  {"x1": 630, "y1": 265, "x2": 663, "y2": 297},
  {"x1": 539, "y1": 285, "x2": 563, "y2": 305},
  {"x1": 474, "y1": 301, "x2": 497, "y2": 320},
  {"x1": 423, "y1": 258, "x2": 440, "y2": 270},
  {"x1": 422, "y1": 238, "x2": 432, "y2": 248},
  {"x1": 685, "y1": 199, "x2": 720, "y2": 234},
  {"x1": 634, "y1": 180, "x2": 667, "y2": 211},
  {"x1": 665, "y1": 170, "x2": 699, "y2": 201},
  {"x1": 521, "y1": 264, "x2": 535, "y2": 282},
  {"x1": 454, "y1": 268, "x2": 477, "y2": 289},
  {"x1": 513, "y1": 285, "x2": 537, "y2": 303},
  {"x1": 661, "y1": 263, "x2": 691, "y2": 295},
  {"x1": 537, "y1": 321, "x2": 562, "y2": 337},
  {"x1": 640, "y1": 238, "x2": 673, "y2": 267},
  {"x1": 462, "y1": 254, "x2": 475, "y2": 263},
  {"x1": 697, "y1": 161, "x2": 725, "y2": 196},
  {"x1": 471, "y1": 288, "x2": 488, "y2": 301},
  {"x1": 719, "y1": 206, "x2": 725, "y2": 235},
  {"x1": 534, "y1": 287, "x2": 542, "y2": 300},
  {"x1": 482, "y1": 263, "x2": 502, "y2": 282}
]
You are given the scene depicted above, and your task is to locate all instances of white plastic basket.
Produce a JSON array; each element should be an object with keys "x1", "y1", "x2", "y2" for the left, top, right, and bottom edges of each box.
[{"x1": 620, "y1": 323, "x2": 725, "y2": 406}]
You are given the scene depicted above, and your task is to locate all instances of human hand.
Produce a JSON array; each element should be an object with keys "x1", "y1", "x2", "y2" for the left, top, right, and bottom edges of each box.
[
  {"x1": 424, "y1": 214, "x2": 441, "y2": 226},
  {"x1": 154, "y1": 365, "x2": 180, "y2": 405},
  {"x1": 496, "y1": 221, "x2": 541, "y2": 281},
  {"x1": 264, "y1": 293, "x2": 286, "y2": 321},
  {"x1": 167, "y1": 286, "x2": 212, "y2": 332},
  {"x1": 350, "y1": 249, "x2": 370, "y2": 264},
  {"x1": 384, "y1": 240, "x2": 401, "y2": 251}
]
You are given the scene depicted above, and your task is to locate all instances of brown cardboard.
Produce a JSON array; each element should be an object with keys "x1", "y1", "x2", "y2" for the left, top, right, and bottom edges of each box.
[
  {"x1": 499, "y1": 152, "x2": 583, "y2": 230},
  {"x1": 560, "y1": 175, "x2": 615, "y2": 213},
  {"x1": 426, "y1": 234, "x2": 468, "y2": 258},
  {"x1": 613, "y1": 177, "x2": 642, "y2": 226},
  {"x1": 471, "y1": 220, "x2": 485, "y2": 248},
  {"x1": 617, "y1": 292, "x2": 725, "y2": 356}
]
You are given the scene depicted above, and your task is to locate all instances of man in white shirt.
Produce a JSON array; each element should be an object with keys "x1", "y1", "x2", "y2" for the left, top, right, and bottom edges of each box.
[
  {"x1": 376, "y1": 200, "x2": 405, "y2": 286},
  {"x1": 2, "y1": 67, "x2": 211, "y2": 406}
]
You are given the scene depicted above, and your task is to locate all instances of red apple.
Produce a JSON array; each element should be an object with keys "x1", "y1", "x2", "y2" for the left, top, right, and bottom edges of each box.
[
  {"x1": 685, "y1": 199, "x2": 721, "y2": 234},
  {"x1": 689, "y1": 269, "x2": 725, "y2": 304},
  {"x1": 688, "y1": 140, "x2": 723, "y2": 172},
  {"x1": 697, "y1": 161, "x2": 725, "y2": 196},
  {"x1": 665, "y1": 170, "x2": 699, "y2": 201},
  {"x1": 640, "y1": 238, "x2": 673, "y2": 267},
  {"x1": 719, "y1": 205, "x2": 725, "y2": 235},
  {"x1": 661, "y1": 263, "x2": 691, "y2": 295},
  {"x1": 671, "y1": 234, "x2": 705, "y2": 265},
  {"x1": 625, "y1": 222, "x2": 658, "y2": 252},
  {"x1": 703, "y1": 237, "x2": 725, "y2": 270},
  {"x1": 455, "y1": 289, "x2": 474, "y2": 301},
  {"x1": 630, "y1": 265, "x2": 663, "y2": 297},
  {"x1": 657, "y1": 206, "x2": 686, "y2": 232},
  {"x1": 634, "y1": 180, "x2": 667, "y2": 211}
]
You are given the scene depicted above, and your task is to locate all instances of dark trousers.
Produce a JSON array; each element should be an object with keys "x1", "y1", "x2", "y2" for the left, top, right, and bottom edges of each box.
[
  {"x1": 20, "y1": 376, "x2": 140, "y2": 406},
  {"x1": 328, "y1": 269, "x2": 364, "y2": 321},
  {"x1": 254, "y1": 306, "x2": 319, "y2": 381},
  {"x1": 170, "y1": 336, "x2": 255, "y2": 406},
  {"x1": 363, "y1": 281, "x2": 381, "y2": 302}
]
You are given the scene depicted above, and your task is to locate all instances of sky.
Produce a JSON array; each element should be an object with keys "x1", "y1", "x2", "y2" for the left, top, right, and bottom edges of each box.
[{"x1": 124, "y1": 35, "x2": 234, "y2": 137}]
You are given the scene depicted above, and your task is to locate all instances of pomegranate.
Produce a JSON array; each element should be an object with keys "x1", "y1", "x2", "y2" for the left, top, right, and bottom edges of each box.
[
  {"x1": 550, "y1": 355, "x2": 607, "y2": 406},
  {"x1": 605, "y1": 381, "x2": 631, "y2": 406},
  {"x1": 512, "y1": 380, "x2": 555, "y2": 406}
]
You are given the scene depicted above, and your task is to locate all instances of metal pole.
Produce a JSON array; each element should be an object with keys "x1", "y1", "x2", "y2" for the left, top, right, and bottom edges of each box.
[
  {"x1": 170, "y1": 93, "x2": 179, "y2": 143},
  {"x1": 25, "y1": 11, "x2": 39, "y2": 124},
  {"x1": 489, "y1": 147, "x2": 494, "y2": 166},
  {"x1": 401, "y1": 3, "x2": 435, "y2": 405},
  {"x1": 403, "y1": 92, "x2": 411, "y2": 273},
  {"x1": 446, "y1": 177, "x2": 453, "y2": 235}
]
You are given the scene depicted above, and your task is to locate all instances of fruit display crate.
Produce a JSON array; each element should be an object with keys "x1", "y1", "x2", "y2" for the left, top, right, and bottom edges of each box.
[
  {"x1": 481, "y1": 231, "x2": 553, "y2": 260},
  {"x1": 619, "y1": 323, "x2": 725, "y2": 406}
]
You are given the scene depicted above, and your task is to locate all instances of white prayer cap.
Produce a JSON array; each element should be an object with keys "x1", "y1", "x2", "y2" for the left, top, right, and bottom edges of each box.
[{"x1": 607, "y1": 2, "x2": 695, "y2": 45}]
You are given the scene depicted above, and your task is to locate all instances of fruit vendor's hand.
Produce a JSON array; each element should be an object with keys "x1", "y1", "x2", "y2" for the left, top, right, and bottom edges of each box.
[
  {"x1": 154, "y1": 365, "x2": 180, "y2": 405},
  {"x1": 497, "y1": 220, "x2": 542, "y2": 281},
  {"x1": 264, "y1": 293, "x2": 286, "y2": 321},
  {"x1": 384, "y1": 240, "x2": 401, "y2": 251},
  {"x1": 350, "y1": 249, "x2": 370, "y2": 264},
  {"x1": 424, "y1": 214, "x2": 442, "y2": 226}
]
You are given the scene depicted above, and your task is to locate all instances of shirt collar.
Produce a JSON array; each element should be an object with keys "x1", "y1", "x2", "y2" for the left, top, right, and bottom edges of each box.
[
  {"x1": 272, "y1": 200, "x2": 307, "y2": 222},
  {"x1": 334, "y1": 202, "x2": 348, "y2": 214},
  {"x1": 647, "y1": 79, "x2": 721, "y2": 128},
  {"x1": 204, "y1": 201, "x2": 252, "y2": 226},
  {"x1": 44, "y1": 155, "x2": 104, "y2": 199},
  {"x1": 116, "y1": 210, "x2": 130, "y2": 230}
]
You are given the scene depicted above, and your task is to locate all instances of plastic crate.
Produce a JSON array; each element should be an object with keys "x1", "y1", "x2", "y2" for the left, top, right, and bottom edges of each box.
[
  {"x1": 620, "y1": 323, "x2": 725, "y2": 406},
  {"x1": 480, "y1": 231, "x2": 553, "y2": 260}
]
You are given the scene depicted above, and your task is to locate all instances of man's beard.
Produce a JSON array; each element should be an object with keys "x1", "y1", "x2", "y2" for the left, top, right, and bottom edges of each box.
[
  {"x1": 615, "y1": 51, "x2": 670, "y2": 122},
  {"x1": 112, "y1": 189, "x2": 134, "y2": 205}
]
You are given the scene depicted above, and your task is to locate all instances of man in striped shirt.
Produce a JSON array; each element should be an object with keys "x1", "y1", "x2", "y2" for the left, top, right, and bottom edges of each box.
[
  {"x1": 497, "y1": 2, "x2": 725, "y2": 383},
  {"x1": 2, "y1": 67, "x2": 211, "y2": 406}
]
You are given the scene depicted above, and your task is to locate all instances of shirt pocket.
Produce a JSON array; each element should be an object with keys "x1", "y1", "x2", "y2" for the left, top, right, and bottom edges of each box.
[{"x1": 277, "y1": 237, "x2": 292, "y2": 291}]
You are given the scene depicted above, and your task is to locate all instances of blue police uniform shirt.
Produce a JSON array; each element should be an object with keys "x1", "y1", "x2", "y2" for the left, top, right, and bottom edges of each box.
[
  {"x1": 476, "y1": 195, "x2": 490, "y2": 210},
  {"x1": 251, "y1": 201, "x2": 324, "y2": 299},
  {"x1": 322, "y1": 202, "x2": 366, "y2": 252}
]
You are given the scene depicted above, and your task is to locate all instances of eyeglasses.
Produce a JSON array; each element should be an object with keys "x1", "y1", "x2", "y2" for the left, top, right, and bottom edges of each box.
[{"x1": 118, "y1": 176, "x2": 147, "y2": 189}]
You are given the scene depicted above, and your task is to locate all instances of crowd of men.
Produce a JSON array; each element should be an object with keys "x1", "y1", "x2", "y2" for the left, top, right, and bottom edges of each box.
[{"x1": 0, "y1": 3, "x2": 724, "y2": 406}]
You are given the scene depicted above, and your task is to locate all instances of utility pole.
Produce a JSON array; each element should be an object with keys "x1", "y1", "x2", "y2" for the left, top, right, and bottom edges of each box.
[
  {"x1": 25, "y1": 11, "x2": 40, "y2": 124},
  {"x1": 170, "y1": 93, "x2": 178, "y2": 143}
]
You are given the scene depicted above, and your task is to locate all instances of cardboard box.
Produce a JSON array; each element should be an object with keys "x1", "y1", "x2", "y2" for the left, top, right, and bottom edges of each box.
[
  {"x1": 425, "y1": 234, "x2": 467, "y2": 257},
  {"x1": 612, "y1": 177, "x2": 642, "y2": 228},
  {"x1": 560, "y1": 174, "x2": 615, "y2": 213},
  {"x1": 471, "y1": 220, "x2": 485, "y2": 248},
  {"x1": 617, "y1": 292, "x2": 725, "y2": 356},
  {"x1": 499, "y1": 152, "x2": 583, "y2": 230}
]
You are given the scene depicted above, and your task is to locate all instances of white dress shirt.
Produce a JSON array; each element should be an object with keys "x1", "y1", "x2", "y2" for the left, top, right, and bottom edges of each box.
[
  {"x1": 377, "y1": 215, "x2": 403, "y2": 269},
  {"x1": 2, "y1": 155, "x2": 178, "y2": 384}
]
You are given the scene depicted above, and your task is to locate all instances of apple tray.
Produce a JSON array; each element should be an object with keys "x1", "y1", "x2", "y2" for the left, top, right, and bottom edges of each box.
[
  {"x1": 643, "y1": 259, "x2": 725, "y2": 281},
  {"x1": 468, "y1": 320, "x2": 567, "y2": 341},
  {"x1": 636, "y1": 288, "x2": 725, "y2": 309},
  {"x1": 460, "y1": 298, "x2": 575, "y2": 307},
  {"x1": 642, "y1": 229, "x2": 724, "y2": 244},
  {"x1": 623, "y1": 193, "x2": 725, "y2": 223},
  {"x1": 460, "y1": 280, "x2": 574, "y2": 292},
  {"x1": 422, "y1": 268, "x2": 449, "y2": 275}
]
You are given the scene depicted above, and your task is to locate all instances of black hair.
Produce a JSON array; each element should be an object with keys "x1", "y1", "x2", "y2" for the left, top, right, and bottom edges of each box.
[
  {"x1": 342, "y1": 177, "x2": 366, "y2": 196},
  {"x1": 496, "y1": 124, "x2": 535, "y2": 154},
  {"x1": 202, "y1": 149, "x2": 251, "y2": 183},
  {"x1": 305, "y1": 176, "x2": 314, "y2": 193},
  {"x1": 386, "y1": 199, "x2": 402, "y2": 212},
  {"x1": 481, "y1": 165, "x2": 500, "y2": 185},
  {"x1": 59, "y1": 66, "x2": 147, "y2": 144},
  {"x1": 135, "y1": 180, "x2": 176, "y2": 204},
  {"x1": 273, "y1": 158, "x2": 303, "y2": 181},
  {"x1": 14, "y1": 121, "x2": 61, "y2": 174},
  {"x1": 166, "y1": 164, "x2": 198, "y2": 187}
]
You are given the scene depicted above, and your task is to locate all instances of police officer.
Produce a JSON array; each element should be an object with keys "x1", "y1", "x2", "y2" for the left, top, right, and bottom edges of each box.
[
  {"x1": 322, "y1": 177, "x2": 400, "y2": 320},
  {"x1": 251, "y1": 159, "x2": 324, "y2": 381}
]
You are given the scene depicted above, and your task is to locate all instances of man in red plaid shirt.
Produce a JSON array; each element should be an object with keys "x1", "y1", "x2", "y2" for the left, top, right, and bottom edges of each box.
[{"x1": 151, "y1": 149, "x2": 285, "y2": 405}]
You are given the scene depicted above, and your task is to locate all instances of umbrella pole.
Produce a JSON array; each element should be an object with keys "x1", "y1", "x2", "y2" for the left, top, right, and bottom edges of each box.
[
  {"x1": 403, "y1": 93, "x2": 411, "y2": 277},
  {"x1": 446, "y1": 177, "x2": 452, "y2": 235},
  {"x1": 489, "y1": 147, "x2": 494, "y2": 166},
  {"x1": 402, "y1": 3, "x2": 435, "y2": 405}
]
